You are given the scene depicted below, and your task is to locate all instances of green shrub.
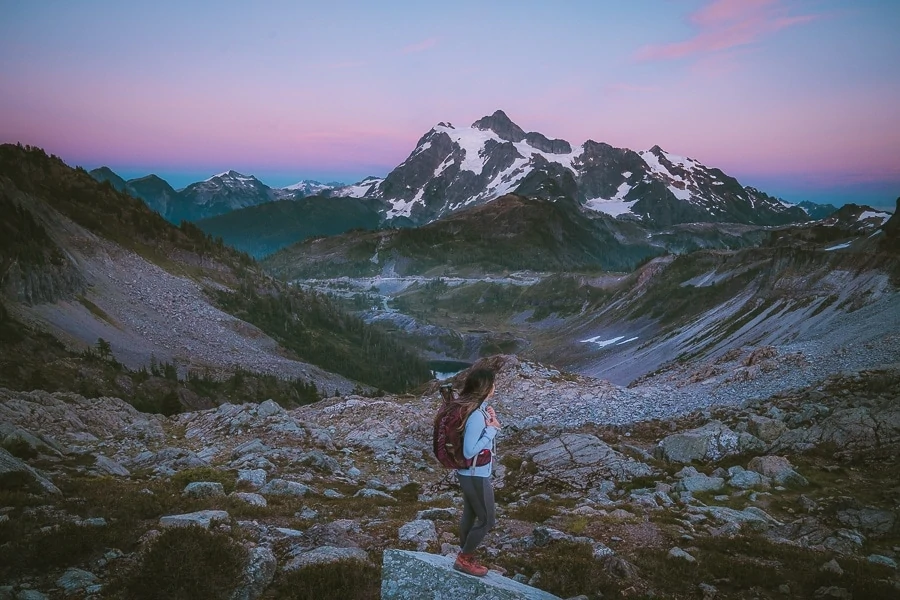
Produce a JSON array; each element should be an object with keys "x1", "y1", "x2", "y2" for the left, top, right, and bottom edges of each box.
[
  {"x1": 171, "y1": 467, "x2": 236, "y2": 494},
  {"x1": 110, "y1": 526, "x2": 246, "y2": 600},
  {"x1": 264, "y1": 559, "x2": 380, "y2": 600},
  {"x1": 1, "y1": 438, "x2": 38, "y2": 460},
  {"x1": 500, "y1": 541, "x2": 619, "y2": 599},
  {"x1": 507, "y1": 500, "x2": 557, "y2": 523}
]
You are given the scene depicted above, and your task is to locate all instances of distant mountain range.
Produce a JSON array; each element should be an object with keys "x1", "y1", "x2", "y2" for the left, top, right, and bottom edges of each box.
[
  {"x1": 90, "y1": 110, "x2": 855, "y2": 233},
  {"x1": 88, "y1": 167, "x2": 336, "y2": 223}
]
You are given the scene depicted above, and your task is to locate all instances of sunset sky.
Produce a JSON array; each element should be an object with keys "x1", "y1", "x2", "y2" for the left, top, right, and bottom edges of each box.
[{"x1": 1, "y1": 0, "x2": 898, "y2": 207}]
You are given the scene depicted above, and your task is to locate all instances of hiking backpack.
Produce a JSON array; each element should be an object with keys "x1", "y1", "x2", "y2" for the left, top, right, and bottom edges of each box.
[{"x1": 432, "y1": 384, "x2": 491, "y2": 469}]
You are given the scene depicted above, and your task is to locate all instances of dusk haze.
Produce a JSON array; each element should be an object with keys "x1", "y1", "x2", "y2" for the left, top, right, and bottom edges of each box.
[{"x1": 2, "y1": 0, "x2": 898, "y2": 207}]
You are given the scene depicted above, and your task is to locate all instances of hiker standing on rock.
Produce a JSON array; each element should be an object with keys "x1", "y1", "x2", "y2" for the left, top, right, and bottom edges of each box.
[{"x1": 452, "y1": 368, "x2": 501, "y2": 577}]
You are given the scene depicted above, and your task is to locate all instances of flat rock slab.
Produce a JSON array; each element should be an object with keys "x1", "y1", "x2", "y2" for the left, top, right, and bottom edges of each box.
[
  {"x1": 381, "y1": 549, "x2": 560, "y2": 600},
  {"x1": 159, "y1": 510, "x2": 229, "y2": 529}
]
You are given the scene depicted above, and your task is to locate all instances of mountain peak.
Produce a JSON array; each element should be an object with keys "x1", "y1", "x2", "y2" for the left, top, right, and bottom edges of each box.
[
  {"x1": 471, "y1": 109, "x2": 526, "y2": 143},
  {"x1": 207, "y1": 170, "x2": 252, "y2": 181}
]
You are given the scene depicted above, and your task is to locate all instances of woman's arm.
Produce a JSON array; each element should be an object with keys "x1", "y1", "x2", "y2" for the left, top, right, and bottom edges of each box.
[{"x1": 462, "y1": 409, "x2": 498, "y2": 459}]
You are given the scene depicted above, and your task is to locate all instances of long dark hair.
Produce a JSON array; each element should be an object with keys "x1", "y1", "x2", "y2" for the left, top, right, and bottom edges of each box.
[{"x1": 455, "y1": 368, "x2": 495, "y2": 431}]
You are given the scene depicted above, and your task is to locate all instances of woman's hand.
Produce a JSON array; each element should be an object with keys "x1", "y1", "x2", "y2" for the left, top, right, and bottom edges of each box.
[{"x1": 485, "y1": 411, "x2": 502, "y2": 430}]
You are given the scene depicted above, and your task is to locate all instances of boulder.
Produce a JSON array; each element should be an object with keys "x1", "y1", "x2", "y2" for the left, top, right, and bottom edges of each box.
[
  {"x1": 183, "y1": 481, "x2": 225, "y2": 498},
  {"x1": 256, "y1": 400, "x2": 284, "y2": 418},
  {"x1": 298, "y1": 450, "x2": 341, "y2": 474},
  {"x1": 261, "y1": 479, "x2": 309, "y2": 497},
  {"x1": 747, "y1": 456, "x2": 808, "y2": 487},
  {"x1": 656, "y1": 422, "x2": 741, "y2": 463},
  {"x1": 55, "y1": 568, "x2": 98, "y2": 596},
  {"x1": 231, "y1": 545, "x2": 276, "y2": 600},
  {"x1": 867, "y1": 554, "x2": 897, "y2": 569},
  {"x1": 836, "y1": 508, "x2": 895, "y2": 535},
  {"x1": 526, "y1": 434, "x2": 651, "y2": 489},
  {"x1": 0, "y1": 447, "x2": 60, "y2": 494},
  {"x1": 237, "y1": 469, "x2": 267, "y2": 490},
  {"x1": 381, "y1": 549, "x2": 560, "y2": 599},
  {"x1": 726, "y1": 466, "x2": 768, "y2": 490},
  {"x1": 398, "y1": 520, "x2": 437, "y2": 550},
  {"x1": 284, "y1": 546, "x2": 368, "y2": 571},
  {"x1": 159, "y1": 510, "x2": 229, "y2": 529},
  {"x1": 231, "y1": 439, "x2": 270, "y2": 460},
  {"x1": 691, "y1": 506, "x2": 779, "y2": 532},
  {"x1": 231, "y1": 492, "x2": 267, "y2": 507},
  {"x1": 667, "y1": 547, "x2": 696, "y2": 563},
  {"x1": 354, "y1": 488, "x2": 396, "y2": 500},
  {"x1": 748, "y1": 415, "x2": 787, "y2": 443},
  {"x1": 94, "y1": 454, "x2": 130, "y2": 477},
  {"x1": 675, "y1": 475, "x2": 725, "y2": 493},
  {"x1": 416, "y1": 507, "x2": 457, "y2": 521}
]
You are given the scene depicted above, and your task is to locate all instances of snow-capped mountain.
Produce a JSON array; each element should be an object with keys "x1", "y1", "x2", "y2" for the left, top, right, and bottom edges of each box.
[
  {"x1": 168, "y1": 170, "x2": 281, "y2": 223},
  {"x1": 337, "y1": 110, "x2": 810, "y2": 227},
  {"x1": 282, "y1": 179, "x2": 335, "y2": 197}
]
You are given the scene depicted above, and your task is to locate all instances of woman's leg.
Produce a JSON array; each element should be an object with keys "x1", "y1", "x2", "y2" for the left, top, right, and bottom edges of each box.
[
  {"x1": 458, "y1": 475, "x2": 477, "y2": 548},
  {"x1": 459, "y1": 476, "x2": 495, "y2": 554}
]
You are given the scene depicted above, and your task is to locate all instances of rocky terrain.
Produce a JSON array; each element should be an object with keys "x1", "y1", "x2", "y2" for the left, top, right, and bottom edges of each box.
[{"x1": 1, "y1": 355, "x2": 898, "y2": 599}]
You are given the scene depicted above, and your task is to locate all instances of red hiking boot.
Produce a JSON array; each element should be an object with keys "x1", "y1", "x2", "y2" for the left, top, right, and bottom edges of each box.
[{"x1": 454, "y1": 552, "x2": 488, "y2": 577}]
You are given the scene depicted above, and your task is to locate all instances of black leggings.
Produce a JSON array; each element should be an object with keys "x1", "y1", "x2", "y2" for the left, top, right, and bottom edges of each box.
[{"x1": 458, "y1": 474, "x2": 495, "y2": 554}]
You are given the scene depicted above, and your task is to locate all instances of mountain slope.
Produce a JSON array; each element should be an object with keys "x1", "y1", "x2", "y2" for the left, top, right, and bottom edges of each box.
[
  {"x1": 1, "y1": 144, "x2": 431, "y2": 394},
  {"x1": 262, "y1": 194, "x2": 665, "y2": 279},
  {"x1": 337, "y1": 110, "x2": 811, "y2": 228},
  {"x1": 127, "y1": 174, "x2": 180, "y2": 218},
  {"x1": 195, "y1": 196, "x2": 384, "y2": 258}
]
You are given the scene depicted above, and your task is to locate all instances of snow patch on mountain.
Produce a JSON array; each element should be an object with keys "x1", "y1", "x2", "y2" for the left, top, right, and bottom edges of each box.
[{"x1": 585, "y1": 181, "x2": 637, "y2": 217}]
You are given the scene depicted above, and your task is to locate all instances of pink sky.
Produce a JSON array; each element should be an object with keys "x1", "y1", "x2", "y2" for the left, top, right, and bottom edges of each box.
[{"x1": 1, "y1": 0, "x2": 898, "y2": 206}]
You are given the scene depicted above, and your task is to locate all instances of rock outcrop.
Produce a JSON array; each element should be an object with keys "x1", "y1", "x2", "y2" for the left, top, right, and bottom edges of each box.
[{"x1": 381, "y1": 550, "x2": 560, "y2": 600}]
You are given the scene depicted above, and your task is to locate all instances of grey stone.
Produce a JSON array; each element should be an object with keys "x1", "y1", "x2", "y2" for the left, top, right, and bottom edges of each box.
[
  {"x1": 747, "y1": 456, "x2": 808, "y2": 487},
  {"x1": 526, "y1": 434, "x2": 652, "y2": 489},
  {"x1": 656, "y1": 421, "x2": 741, "y2": 463},
  {"x1": 727, "y1": 466, "x2": 768, "y2": 490},
  {"x1": 354, "y1": 488, "x2": 396, "y2": 500},
  {"x1": 347, "y1": 466, "x2": 362, "y2": 478},
  {"x1": 79, "y1": 517, "x2": 107, "y2": 527},
  {"x1": 675, "y1": 475, "x2": 725, "y2": 493},
  {"x1": 183, "y1": 481, "x2": 225, "y2": 498},
  {"x1": 698, "y1": 582, "x2": 718, "y2": 600},
  {"x1": 748, "y1": 415, "x2": 787, "y2": 443},
  {"x1": 299, "y1": 450, "x2": 341, "y2": 474},
  {"x1": 261, "y1": 479, "x2": 309, "y2": 497},
  {"x1": 323, "y1": 488, "x2": 344, "y2": 499},
  {"x1": 0, "y1": 447, "x2": 60, "y2": 495},
  {"x1": 398, "y1": 520, "x2": 437, "y2": 549},
  {"x1": 820, "y1": 559, "x2": 843, "y2": 575},
  {"x1": 55, "y1": 568, "x2": 98, "y2": 595},
  {"x1": 15, "y1": 591, "x2": 48, "y2": 600},
  {"x1": 667, "y1": 547, "x2": 696, "y2": 563},
  {"x1": 94, "y1": 454, "x2": 130, "y2": 477},
  {"x1": 231, "y1": 492, "x2": 267, "y2": 507},
  {"x1": 692, "y1": 506, "x2": 779, "y2": 532},
  {"x1": 416, "y1": 507, "x2": 457, "y2": 521},
  {"x1": 256, "y1": 400, "x2": 284, "y2": 418},
  {"x1": 814, "y1": 586, "x2": 852, "y2": 599},
  {"x1": 381, "y1": 549, "x2": 560, "y2": 599},
  {"x1": 237, "y1": 469, "x2": 267, "y2": 490},
  {"x1": 284, "y1": 546, "x2": 369, "y2": 571},
  {"x1": 836, "y1": 508, "x2": 895, "y2": 535},
  {"x1": 231, "y1": 545, "x2": 276, "y2": 600},
  {"x1": 232, "y1": 439, "x2": 270, "y2": 460},
  {"x1": 159, "y1": 510, "x2": 229, "y2": 529},
  {"x1": 867, "y1": 554, "x2": 897, "y2": 569}
]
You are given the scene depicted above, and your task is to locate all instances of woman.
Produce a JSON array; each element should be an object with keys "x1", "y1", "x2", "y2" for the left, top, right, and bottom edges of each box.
[{"x1": 453, "y1": 368, "x2": 502, "y2": 577}]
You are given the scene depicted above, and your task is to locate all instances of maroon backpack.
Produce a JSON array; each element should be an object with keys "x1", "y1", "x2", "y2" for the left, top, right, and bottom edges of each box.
[{"x1": 433, "y1": 384, "x2": 491, "y2": 469}]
